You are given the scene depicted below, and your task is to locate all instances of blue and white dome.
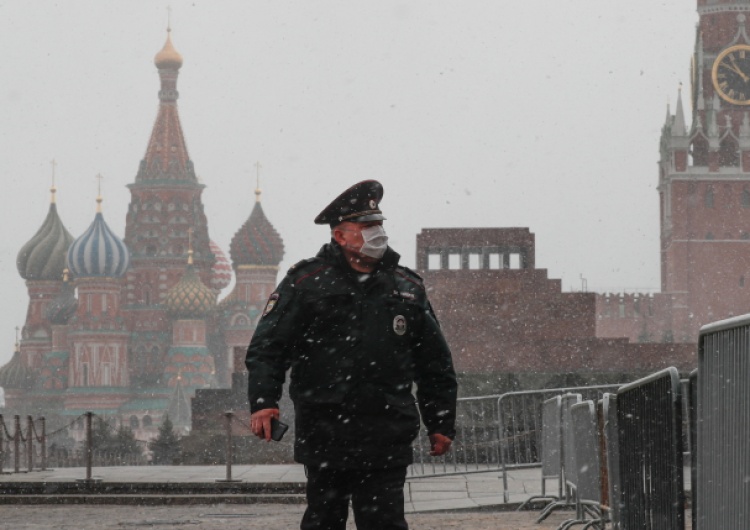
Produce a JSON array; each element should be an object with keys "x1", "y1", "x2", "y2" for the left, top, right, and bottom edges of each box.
[{"x1": 67, "y1": 212, "x2": 130, "y2": 278}]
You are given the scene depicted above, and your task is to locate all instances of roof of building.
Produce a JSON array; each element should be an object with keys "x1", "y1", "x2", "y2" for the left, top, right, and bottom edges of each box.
[
  {"x1": 166, "y1": 261, "x2": 216, "y2": 318},
  {"x1": 209, "y1": 240, "x2": 232, "y2": 291},
  {"x1": 154, "y1": 29, "x2": 183, "y2": 70},
  {"x1": 136, "y1": 29, "x2": 196, "y2": 184},
  {"x1": 67, "y1": 208, "x2": 130, "y2": 278},
  {"x1": 229, "y1": 199, "x2": 285, "y2": 268},
  {"x1": 0, "y1": 349, "x2": 35, "y2": 391},
  {"x1": 17, "y1": 199, "x2": 74, "y2": 281}
]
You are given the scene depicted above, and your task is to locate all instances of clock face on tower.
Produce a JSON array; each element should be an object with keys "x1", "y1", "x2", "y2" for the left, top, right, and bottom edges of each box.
[{"x1": 712, "y1": 44, "x2": 750, "y2": 105}]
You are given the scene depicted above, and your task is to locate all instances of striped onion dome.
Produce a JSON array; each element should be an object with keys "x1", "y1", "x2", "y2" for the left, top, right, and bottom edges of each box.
[
  {"x1": 17, "y1": 202, "x2": 74, "y2": 281},
  {"x1": 230, "y1": 201, "x2": 284, "y2": 268},
  {"x1": 67, "y1": 212, "x2": 130, "y2": 278},
  {"x1": 209, "y1": 240, "x2": 232, "y2": 291},
  {"x1": 0, "y1": 348, "x2": 35, "y2": 391},
  {"x1": 166, "y1": 264, "x2": 216, "y2": 318}
]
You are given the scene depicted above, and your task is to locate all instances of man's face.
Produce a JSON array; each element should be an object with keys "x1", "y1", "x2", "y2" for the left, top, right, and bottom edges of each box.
[{"x1": 333, "y1": 220, "x2": 384, "y2": 263}]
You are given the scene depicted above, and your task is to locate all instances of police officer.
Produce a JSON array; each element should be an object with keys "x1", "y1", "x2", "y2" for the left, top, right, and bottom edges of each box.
[{"x1": 247, "y1": 180, "x2": 457, "y2": 530}]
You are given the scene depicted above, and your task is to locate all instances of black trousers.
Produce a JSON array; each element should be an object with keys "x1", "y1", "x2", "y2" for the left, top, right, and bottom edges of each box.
[{"x1": 301, "y1": 465, "x2": 408, "y2": 530}]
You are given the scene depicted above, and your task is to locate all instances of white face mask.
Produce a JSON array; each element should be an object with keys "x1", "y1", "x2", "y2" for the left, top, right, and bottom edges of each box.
[{"x1": 359, "y1": 225, "x2": 388, "y2": 259}]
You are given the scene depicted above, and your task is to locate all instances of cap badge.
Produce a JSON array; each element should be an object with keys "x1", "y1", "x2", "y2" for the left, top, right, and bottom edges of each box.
[
  {"x1": 393, "y1": 315, "x2": 407, "y2": 336},
  {"x1": 262, "y1": 293, "x2": 280, "y2": 317},
  {"x1": 369, "y1": 199, "x2": 377, "y2": 209}
]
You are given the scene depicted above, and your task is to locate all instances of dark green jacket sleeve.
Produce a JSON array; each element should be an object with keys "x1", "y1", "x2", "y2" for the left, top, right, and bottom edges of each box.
[
  {"x1": 245, "y1": 275, "x2": 302, "y2": 413},
  {"x1": 413, "y1": 299, "x2": 458, "y2": 439}
]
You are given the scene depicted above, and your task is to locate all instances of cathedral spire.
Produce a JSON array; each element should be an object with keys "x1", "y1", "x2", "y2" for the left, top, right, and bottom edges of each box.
[
  {"x1": 255, "y1": 161, "x2": 262, "y2": 203},
  {"x1": 50, "y1": 159, "x2": 57, "y2": 204},
  {"x1": 672, "y1": 85, "x2": 687, "y2": 137},
  {"x1": 135, "y1": 26, "x2": 195, "y2": 184}
]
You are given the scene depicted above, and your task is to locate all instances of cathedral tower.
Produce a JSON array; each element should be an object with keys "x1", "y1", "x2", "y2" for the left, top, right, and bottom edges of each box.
[
  {"x1": 123, "y1": 29, "x2": 214, "y2": 385},
  {"x1": 16, "y1": 184, "x2": 74, "y2": 371},
  {"x1": 659, "y1": 1, "x2": 750, "y2": 340},
  {"x1": 219, "y1": 181, "x2": 284, "y2": 381},
  {"x1": 64, "y1": 192, "x2": 131, "y2": 413}
]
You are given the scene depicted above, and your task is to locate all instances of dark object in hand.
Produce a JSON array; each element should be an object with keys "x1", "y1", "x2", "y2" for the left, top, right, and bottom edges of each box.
[{"x1": 270, "y1": 417, "x2": 289, "y2": 441}]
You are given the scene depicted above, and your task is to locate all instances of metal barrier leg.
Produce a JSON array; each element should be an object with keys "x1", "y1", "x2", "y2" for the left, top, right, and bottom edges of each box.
[
  {"x1": 0, "y1": 414, "x2": 4, "y2": 474},
  {"x1": 26, "y1": 415, "x2": 33, "y2": 472},
  {"x1": 40, "y1": 418, "x2": 47, "y2": 471},
  {"x1": 216, "y1": 411, "x2": 240, "y2": 483},
  {"x1": 75, "y1": 412, "x2": 101, "y2": 483},
  {"x1": 14, "y1": 415, "x2": 21, "y2": 473}
]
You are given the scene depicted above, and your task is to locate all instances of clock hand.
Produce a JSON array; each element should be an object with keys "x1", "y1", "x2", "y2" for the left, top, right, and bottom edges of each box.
[
  {"x1": 728, "y1": 55, "x2": 750, "y2": 83},
  {"x1": 721, "y1": 62, "x2": 749, "y2": 82}
]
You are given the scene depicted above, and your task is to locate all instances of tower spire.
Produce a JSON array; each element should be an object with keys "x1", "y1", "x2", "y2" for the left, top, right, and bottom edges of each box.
[
  {"x1": 50, "y1": 159, "x2": 57, "y2": 204},
  {"x1": 135, "y1": 26, "x2": 193, "y2": 183},
  {"x1": 96, "y1": 173, "x2": 104, "y2": 213},
  {"x1": 672, "y1": 84, "x2": 687, "y2": 137},
  {"x1": 188, "y1": 227, "x2": 194, "y2": 265},
  {"x1": 255, "y1": 161, "x2": 262, "y2": 203}
]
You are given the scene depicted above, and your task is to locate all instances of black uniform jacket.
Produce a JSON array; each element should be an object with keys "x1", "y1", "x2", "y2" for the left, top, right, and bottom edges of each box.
[{"x1": 246, "y1": 242, "x2": 457, "y2": 469}]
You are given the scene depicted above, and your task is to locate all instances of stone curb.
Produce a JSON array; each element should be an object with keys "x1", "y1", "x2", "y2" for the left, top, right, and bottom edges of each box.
[{"x1": 0, "y1": 494, "x2": 308, "y2": 505}]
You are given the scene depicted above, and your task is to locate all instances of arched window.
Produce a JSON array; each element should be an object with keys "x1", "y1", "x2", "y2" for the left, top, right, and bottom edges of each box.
[
  {"x1": 142, "y1": 415, "x2": 153, "y2": 427},
  {"x1": 690, "y1": 134, "x2": 709, "y2": 166},
  {"x1": 129, "y1": 415, "x2": 139, "y2": 429},
  {"x1": 719, "y1": 136, "x2": 740, "y2": 167}
]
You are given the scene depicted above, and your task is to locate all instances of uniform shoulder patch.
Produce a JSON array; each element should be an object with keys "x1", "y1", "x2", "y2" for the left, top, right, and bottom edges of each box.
[{"x1": 262, "y1": 293, "x2": 280, "y2": 317}]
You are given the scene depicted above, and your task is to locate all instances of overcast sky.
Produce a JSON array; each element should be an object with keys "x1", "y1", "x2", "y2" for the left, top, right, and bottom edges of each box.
[{"x1": 0, "y1": 1, "x2": 697, "y2": 365}]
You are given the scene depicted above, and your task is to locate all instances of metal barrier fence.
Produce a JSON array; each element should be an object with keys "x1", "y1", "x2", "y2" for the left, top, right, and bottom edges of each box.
[
  {"x1": 564, "y1": 400, "x2": 602, "y2": 529},
  {"x1": 534, "y1": 393, "x2": 583, "y2": 522},
  {"x1": 616, "y1": 367, "x2": 685, "y2": 530},
  {"x1": 688, "y1": 370, "x2": 697, "y2": 530},
  {"x1": 408, "y1": 385, "x2": 620, "y2": 488},
  {"x1": 409, "y1": 394, "x2": 502, "y2": 477},
  {"x1": 0, "y1": 414, "x2": 47, "y2": 473},
  {"x1": 540, "y1": 396, "x2": 562, "y2": 500},
  {"x1": 697, "y1": 316, "x2": 750, "y2": 529},
  {"x1": 561, "y1": 393, "x2": 582, "y2": 492},
  {"x1": 601, "y1": 393, "x2": 621, "y2": 530}
]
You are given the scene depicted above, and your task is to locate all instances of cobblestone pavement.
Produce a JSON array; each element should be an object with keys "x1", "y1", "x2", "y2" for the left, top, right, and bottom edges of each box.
[{"x1": 0, "y1": 504, "x2": 575, "y2": 529}]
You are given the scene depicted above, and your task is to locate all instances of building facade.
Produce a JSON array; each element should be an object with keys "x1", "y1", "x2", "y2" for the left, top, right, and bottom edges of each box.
[
  {"x1": 2, "y1": 30, "x2": 284, "y2": 440},
  {"x1": 596, "y1": 0, "x2": 750, "y2": 343}
]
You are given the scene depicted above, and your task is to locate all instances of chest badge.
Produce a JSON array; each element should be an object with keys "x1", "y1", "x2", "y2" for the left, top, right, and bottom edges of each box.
[{"x1": 393, "y1": 315, "x2": 407, "y2": 336}]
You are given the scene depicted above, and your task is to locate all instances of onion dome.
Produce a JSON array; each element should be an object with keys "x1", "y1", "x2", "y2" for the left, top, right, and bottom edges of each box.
[
  {"x1": 154, "y1": 28, "x2": 182, "y2": 70},
  {"x1": 17, "y1": 199, "x2": 74, "y2": 281},
  {"x1": 154, "y1": 29, "x2": 183, "y2": 69},
  {"x1": 209, "y1": 240, "x2": 233, "y2": 291},
  {"x1": 230, "y1": 196, "x2": 285, "y2": 268},
  {"x1": 46, "y1": 270, "x2": 78, "y2": 325},
  {"x1": 166, "y1": 261, "x2": 216, "y2": 318},
  {"x1": 0, "y1": 346, "x2": 35, "y2": 391},
  {"x1": 67, "y1": 208, "x2": 130, "y2": 278}
]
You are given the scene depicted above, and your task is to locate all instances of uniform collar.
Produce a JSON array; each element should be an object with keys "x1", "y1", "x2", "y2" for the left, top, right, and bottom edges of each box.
[{"x1": 318, "y1": 241, "x2": 401, "y2": 272}]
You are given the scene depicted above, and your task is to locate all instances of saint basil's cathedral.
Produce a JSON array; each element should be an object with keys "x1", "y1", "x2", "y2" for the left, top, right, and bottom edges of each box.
[{"x1": 0, "y1": 30, "x2": 284, "y2": 439}]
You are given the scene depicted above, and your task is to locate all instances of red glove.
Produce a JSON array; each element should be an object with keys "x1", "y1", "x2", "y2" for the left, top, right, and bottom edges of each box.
[
  {"x1": 250, "y1": 408, "x2": 280, "y2": 441},
  {"x1": 429, "y1": 433, "x2": 453, "y2": 456}
]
